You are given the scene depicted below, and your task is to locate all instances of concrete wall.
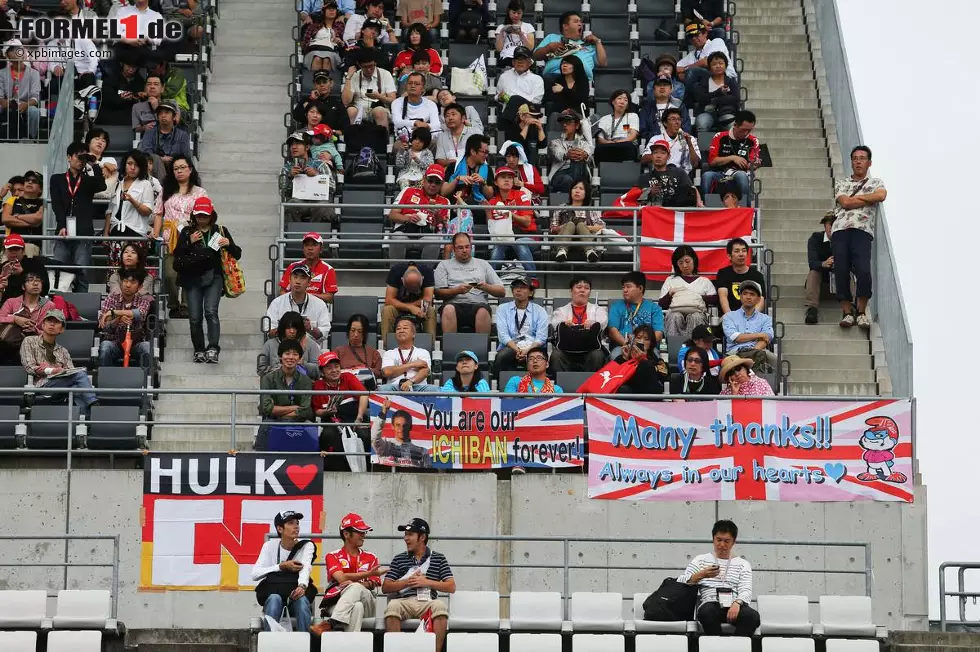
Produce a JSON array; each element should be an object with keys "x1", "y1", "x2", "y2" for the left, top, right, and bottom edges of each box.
[{"x1": 0, "y1": 471, "x2": 928, "y2": 631}]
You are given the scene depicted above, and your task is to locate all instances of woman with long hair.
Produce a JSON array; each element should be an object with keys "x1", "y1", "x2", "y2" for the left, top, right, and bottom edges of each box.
[
  {"x1": 258, "y1": 310, "x2": 322, "y2": 378},
  {"x1": 669, "y1": 346, "x2": 721, "y2": 396},
  {"x1": 392, "y1": 23, "x2": 443, "y2": 77},
  {"x1": 86, "y1": 127, "x2": 119, "y2": 201},
  {"x1": 549, "y1": 179, "x2": 604, "y2": 263},
  {"x1": 104, "y1": 150, "x2": 159, "y2": 269},
  {"x1": 161, "y1": 155, "x2": 207, "y2": 317},
  {"x1": 442, "y1": 350, "x2": 490, "y2": 392},
  {"x1": 495, "y1": 0, "x2": 534, "y2": 68},
  {"x1": 106, "y1": 242, "x2": 154, "y2": 296},
  {"x1": 658, "y1": 245, "x2": 717, "y2": 340},
  {"x1": 549, "y1": 55, "x2": 589, "y2": 112},
  {"x1": 302, "y1": 2, "x2": 346, "y2": 71}
]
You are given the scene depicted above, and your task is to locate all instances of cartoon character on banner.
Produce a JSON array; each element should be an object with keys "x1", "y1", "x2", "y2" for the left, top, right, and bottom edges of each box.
[{"x1": 856, "y1": 416, "x2": 907, "y2": 483}]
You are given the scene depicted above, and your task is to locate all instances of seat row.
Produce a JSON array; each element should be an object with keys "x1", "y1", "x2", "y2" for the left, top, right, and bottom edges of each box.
[
  {"x1": 0, "y1": 630, "x2": 101, "y2": 652},
  {"x1": 0, "y1": 589, "x2": 115, "y2": 630}
]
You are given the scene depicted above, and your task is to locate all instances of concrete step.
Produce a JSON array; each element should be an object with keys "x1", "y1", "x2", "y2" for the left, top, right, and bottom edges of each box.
[
  {"x1": 760, "y1": 186, "x2": 831, "y2": 199},
  {"x1": 735, "y1": 39, "x2": 809, "y2": 50},
  {"x1": 891, "y1": 632, "x2": 980, "y2": 647},
  {"x1": 781, "y1": 353, "x2": 872, "y2": 371},
  {"x1": 196, "y1": 140, "x2": 288, "y2": 155},
  {"x1": 209, "y1": 71, "x2": 297, "y2": 88},
  {"x1": 165, "y1": 372, "x2": 267, "y2": 388},
  {"x1": 741, "y1": 71, "x2": 815, "y2": 83},
  {"x1": 729, "y1": 14, "x2": 803, "y2": 25},
  {"x1": 754, "y1": 127, "x2": 827, "y2": 139},
  {"x1": 204, "y1": 103, "x2": 287, "y2": 122},
  {"x1": 786, "y1": 381, "x2": 878, "y2": 396},
  {"x1": 201, "y1": 180, "x2": 282, "y2": 198},
  {"x1": 759, "y1": 198, "x2": 833, "y2": 210},
  {"x1": 164, "y1": 342, "x2": 267, "y2": 360},
  {"x1": 742, "y1": 80, "x2": 818, "y2": 92},
  {"x1": 155, "y1": 395, "x2": 260, "y2": 416},
  {"x1": 745, "y1": 118, "x2": 823, "y2": 129},
  {"x1": 212, "y1": 55, "x2": 292, "y2": 76},
  {"x1": 755, "y1": 167, "x2": 831, "y2": 179},
  {"x1": 781, "y1": 339, "x2": 870, "y2": 356},
  {"x1": 207, "y1": 89, "x2": 288, "y2": 105},
  {"x1": 734, "y1": 8, "x2": 804, "y2": 17},
  {"x1": 151, "y1": 439, "x2": 255, "y2": 452},
  {"x1": 735, "y1": 25, "x2": 805, "y2": 36},
  {"x1": 760, "y1": 208, "x2": 834, "y2": 221},
  {"x1": 786, "y1": 367, "x2": 876, "y2": 383},
  {"x1": 168, "y1": 319, "x2": 266, "y2": 338},
  {"x1": 749, "y1": 108, "x2": 822, "y2": 120},
  {"x1": 163, "y1": 359, "x2": 265, "y2": 377},
  {"x1": 743, "y1": 88, "x2": 817, "y2": 100},
  {"x1": 745, "y1": 98, "x2": 826, "y2": 110},
  {"x1": 739, "y1": 59, "x2": 812, "y2": 71},
  {"x1": 781, "y1": 324, "x2": 869, "y2": 341}
]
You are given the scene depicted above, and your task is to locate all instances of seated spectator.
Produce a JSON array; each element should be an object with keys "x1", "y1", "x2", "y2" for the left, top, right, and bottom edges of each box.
[
  {"x1": 534, "y1": 11, "x2": 606, "y2": 83},
  {"x1": 720, "y1": 183, "x2": 741, "y2": 208},
  {"x1": 507, "y1": 103, "x2": 547, "y2": 160},
  {"x1": 172, "y1": 198, "x2": 241, "y2": 363},
  {"x1": 281, "y1": 132, "x2": 334, "y2": 223},
  {"x1": 500, "y1": 141, "x2": 544, "y2": 201},
  {"x1": 504, "y1": 345, "x2": 563, "y2": 393},
  {"x1": 310, "y1": 124, "x2": 342, "y2": 174},
  {"x1": 334, "y1": 314, "x2": 383, "y2": 383},
  {"x1": 715, "y1": 237, "x2": 766, "y2": 314},
  {"x1": 494, "y1": 276, "x2": 548, "y2": 373},
  {"x1": 147, "y1": 53, "x2": 190, "y2": 114},
  {"x1": 342, "y1": 48, "x2": 396, "y2": 129},
  {"x1": 448, "y1": 0, "x2": 490, "y2": 43},
  {"x1": 343, "y1": 20, "x2": 393, "y2": 72},
  {"x1": 281, "y1": 233, "x2": 338, "y2": 303},
  {"x1": 393, "y1": 24, "x2": 443, "y2": 78},
  {"x1": 139, "y1": 100, "x2": 193, "y2": 182},
  {"x1": 495, "y1": 0, "x2": 535, "y2": 68},
  {"x1": 161, "y1": 0, "x2": 205, "y2": 43},
  {"x1": 487, "y1": 166, "x2": 537, "y2": 284},
  {"x1": 805, "y1": 212, "x2": 835, "y2": 325},
  {"x1": 382, "y1": 517, "x2": 455, "y2": 652},
  {"x1": 302, "y1": 2, "x2": 346, "y2": 72},
  {"x1": 614, "y1": 324, "x2": 665, "y2": 395},
  {"x1": 256, "y1": 340, "x2": 315, "y2": 449},
  {"x1": 389, "y1": 164, "x2": 450, "y2": 261},
  {"x1": 719, "y1": 354, "x2": 774, "y2": 397},
  {"x1": 0, "y1": 266, "x2": 54, "y2": 364},
  {"x1": 682, "y1": 0, "x2": 727, "y2": 40},
  {"x1": 344, "y1": 0, "x2": 395, "y2": 44},
  {"x1": 436, "y1": 89, "x2": 485, "y2": 134},
  {"x1": 0, "y1": 42, "x2": 40, "y2": 140},
  {"x1": 396, "y1": 50, "x2": 443, "y2": 98},
  {"x1": 267, "y1": 266, "x2": 331, "y2": 345},
  {"x1": 643, "y1": 139, "x2": 702, "y2": 207},
  {"x1": 397, "y1": 0, "x2": 442, "y2": 39},
  {"x1": 391, "y1": 72, "x2": 442, "y2": 140},
  {"x1": 312, "y1": 513, "x2": 382, "y2": 634},
  {"x1": 299, "y1": 0, "x2": 327, "y2": 23},
  {"x1": 259, "y1": 311, "x2": 323, "y2": 378},
  {"x1": 435, "y1": 232, "x2": 505, "y2": 334},
  {"x1": 382, "y1": 261, "x2": 436, "y2": 340},
  {"x1": 313, "y1": 351, "x2": 369, "y2": 471},
  {"x1": 104, "y1": 150, "x2": 160, "y2": 268},
  {"x1": 547, "y1": 55, "x2": 589, "y2": 113},
  {"x1": 161, "y1": 155, "x2": 206, "y2": 317},
  {"x1": 677, "y1": 23, "x2": 736, "y2": 94},
  {"x1": 639, "y1": 74, "x2": 689, "y2": 142},
  {"x1": 678, "y1": 519, "x2": 760, "y2": 635},
  {"x1": 107, "y1": 243, "x2": 154, "y2": 296},
  {"x1": 551, "y1": 180, "x2": 605, "y2": 264},
  {"x1": 379, "y1": 315, "x2": 438, "y2": 392},
  {"x1": 548, "y1": 109, "x2": 594, "y2": 194},
  {"x1": 395, "y1": 126, "x2": 435, "y2": 189},
  {"x1": 442, "y1": 134, "x2": 493, "y2": 203},
  {"x1": 98, "y1": 268, "x2": 153, "y2": 368},
  {"x1": 132, "y1": 75, "x2": 166, "y2": 134},
  {"x1": 658, "y1": 245, "x2": 717, "y2": 340},
  {"x1": 0, "y1": 176, "x2": 24, "y2": 203},
  {"x1": 607, "y1": 271, "x2": 664, "y2": 359},
  {"x1": 676, "y1": 324, "x2": 722, "y2": 375},
  {"x1": 595, "y1": 90, "x2": 640, "y2": 162},
  {"x1": 701, "y1": 110, "x2": 759, "y2": 203},
  {"x1": 497, "y1": 47, "x2": 544, "y2": 138},
  {"x1": 550, "y1": 275, "x2": 607, "y2": 373},
  {"x1": 434, "y1": 103, "x2": 483, "y2": 169},
  {"x1": 99, "y1": 61, "x2": 145, "y2": 123},
  {"x1": 721, "y1": 279, "x2": 776, "y2": 371},
  {"x1": 372, "y1": 397, "x2": 432, "y2": 466},
  {"x1": 21, "y1": 310, "x2": 98, "y2": 410},
  {"x1": 669, "y1": 346, "x2": 721, "y2": 395},
  {"x1": 252, "y1": 511, "x2": 315, "y2": 633},
  {"x1": 0, "y1": 234, "x2": 27, "y2": 302},
  {"x1": 442, "y1": 350, "x2": 490, "y2": 392},
  {"x1": 293, "y1": 72, "x2": 347, "y2": 132},
  {"x1": 2, "y1": 170, "x2": 43, "y2": 255},
  {"x1": 690, "y1": 51, "x2": 739, "y2": 133},
  {"x1": 302, "y1": 101, "x2": 328, "y2": 133},
  {"x1": 641, "y1": 108, "x2": 700, "y2": 176}
]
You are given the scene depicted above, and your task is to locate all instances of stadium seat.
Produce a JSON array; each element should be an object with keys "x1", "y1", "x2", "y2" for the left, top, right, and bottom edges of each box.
[
  {"x1": 667, "y1": 337, "x2": 683, "y2": 371},
  {"x1": 95, "y1": 367, "x2": 148, "y2": 407},
  {"x1": 700, "y1": 636, "x2": 752, "y2": 652},
  {"x1": 586, "y1": 17, "x2": 630, "y2": 43},
  {"x1": 337, "y1": 220, "x2": 386, "y2": 260},
  {"x1": 557, "y1": 372, "x2": 593, "y2": 392},
  {"x1": 47, "y1": 630, "x2": 102, "y2": 652},
  {"x1": 384, "y1": 632, "x2": 436, "y2": 652},
  {"x1": 27, "y1": 405, "x2": 80, "y2": 450},
  {"x1": 601, "y1": 45, "x2": 635, "y2": 72},
  {"x1": 52, "y1": 589, "x2": 112, "y2": 629},
  {"x1": 447, "y1": 632, "x2": 498, "y2": 652},
  {"x1": 87, "y1": 406, "x2": 143, "y2": 450},
  {"x1": 705, "y1": 194, "x2": 725, "y2": 208},
  {"x1": 0, "y1": 630, "x2": 37, "y2": 652},
  {"x1": 825, "y1": 640, "x2": 880, "y2": 652},
  {"x1": 636, "y1": 634, "x2": 689, "y2": 652},
  {"x1": 320, "y1": 631, "x2": 373, "y2": 652},
  {"x1": 0, "y1": 405, "x2": 23, "y2": 449},
  {"x1": 441, "y1": 333, "x2": 490, "y2": 368},
  {"x1": 341, "y1": 189, "x2": 387, "y2": 222},
  {"x1": 449, "y1": 591, "x2": 500, "y2": 630},
  {"x1": 509, "y1": 591, "x2": 563, "y2": 631},
  {"x1": 329, "y1": 331, "x2": 379, "y2": 350},
  {"x1": 0, "y1": 590, "x2": 48, "y2": 627},
  {"x1": 599, "y1": 162, "x2": 641, "y2": 193},
  {"x1": 574, "y1": 634, "x2": 625, "y2": 652},
  {"x1": 257, "y1": 631, "x2": 310, "y2": 651},
  {"x1": 498, "y1": 370, "x2": 522, "y2": 391},
  {"x1": 332, "y1": 296, "x2": 380, "y2": 331},
  {"x1": 637, "y1": 16, "x2": 679, "y2": 42},
  {"x1": 511, "y1": 633, "x2": 562, "y2": 652},
  {"x1": 62, "y1": 292, "x2": 102, "y2": 322},
  {"x1": 464, "y1": 98, "x2": 490, "y2": 128},
  {"x1": 631, "y1": 593, "x2": 690, "y2": 633},
  {"x1": 448, "y1": 44, "x2": 488, "y2": 71},
  {"x1": 817, "y1": 596, "x2": 875, "y2": 637},
  {"x1": 58, "y1": 329, "x2": 97, "y2": 366},
  {"x1": 0, "y1": 366, "x2": 28, "y2": 404},
  {"x1": 570, "y1": 592, "x2": 624, "y2": 631},
  {"x1": 762, "y1": 638, "x2": 817, "y2": 652},
  {"x1": 634, "y1": 0, "x2": 675, "y2": 14},
  {"x1": 757, "y1": 595, "x2": 812, "y2": 635},
  {"x1": 385, "y1": 333, "x2": 434, "y2": 352}
]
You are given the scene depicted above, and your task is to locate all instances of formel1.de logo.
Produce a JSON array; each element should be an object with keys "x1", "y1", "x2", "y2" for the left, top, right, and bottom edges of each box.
[{"x1": 19, "y1": 16, "x2": 183, "y2": 42}]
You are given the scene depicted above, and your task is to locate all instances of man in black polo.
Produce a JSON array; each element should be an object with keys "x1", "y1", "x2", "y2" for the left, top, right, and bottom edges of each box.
[{"x1": 50, "y1": 142, "x2": 107, "y2": 293}]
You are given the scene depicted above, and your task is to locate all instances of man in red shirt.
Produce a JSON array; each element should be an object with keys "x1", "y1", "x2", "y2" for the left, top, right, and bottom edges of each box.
[
  {"x1": 701, "y1": 109, "x2": 759, "y2": 205},
  {"x1": 388, "y1": 164, "x2": 450, "y2": 261},
  {"x1": 311, "y1": 512, "x2": 386, "y2": 635},
  {"x1": 279, "y1": 232, "x2": 338, "y2": 303},
  {"x1": 488, "y1": 166, "x2": 538, "y2": 287}
]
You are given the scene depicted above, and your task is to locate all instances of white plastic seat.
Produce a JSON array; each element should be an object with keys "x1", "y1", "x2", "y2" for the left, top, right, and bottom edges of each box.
[
  {"x1": 47, "y1": 630, "x2": 102, "y2": 652},
  {"x1": 762, "y1": 637, "x2": 817, "y2": 652},
  {"x1": 570, "y1": 592, "x2": 624, "y2": 632},
  {"x1": 632, "y1": 592, "x2": 691, "y2": 633},
  {"x1": 0, "y1": 630, "x2": 38, "y2": 652},
  {"x1": 574, "y1": 634, "x2": 626, "y2": 652},
  {"x1": 447, "y1": 632, "x2": 499, "y2": 652},
  {"x1": 0, "y1": 590, "x2": 48, "y2": 628},
  {"x1": 757, "y1": 595, "x2": 813, "y2": 635},
  {"x1": 450, "y1": 591, "x2": 501, "y2": 630},
  {"x1": 52, "y1": 590, "x2": 112, "y2": 629},
  {"x1": 321, "y1": 631, "x2": 374, "y2": 652},
  {"x1": 509, "y1": 592, "x2": 564, "y2": 631},
  {"x1": 511, "y1": 633, "x2": 562, "y2": 652},
  {"x1": 257, "y1": 632, "x2": 310, "y2": 652},
  {"x1": 818, "y1": 596, "x2": 875, "y2": 637},
  {"x1": 636, "y1": 634, "x2": 688, "y2": 652},
  {"x1": 699, "y1": 636, "x2": 753, "y2": 652},
  {"x1": 826, "y1": 640, "x2": 880, "y2": 652},
  {"x1": 385, "y1": 631, "x2": 436, "y2": 652}
]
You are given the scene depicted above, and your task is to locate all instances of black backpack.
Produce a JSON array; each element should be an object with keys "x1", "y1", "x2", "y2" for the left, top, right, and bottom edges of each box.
[
  {"x1": 346, "y1": 147, "x2": 383, "y2": 183},
  {"x1": 642, "y1": 578, "x2": 699, "y2": 621},
  {"x1": 254, "y1": 539, "x2": 319, "y2": 606}
]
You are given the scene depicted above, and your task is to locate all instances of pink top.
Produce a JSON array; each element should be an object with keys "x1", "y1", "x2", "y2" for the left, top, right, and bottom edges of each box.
[
  {"x1": 720, "y1": 373, "x2": 775, "y2": 397},
  {"x1": 863, "y1": 449, "x2": 894, "y2": 464},
  {"x1": 162, "y1": 186, "x2": 208, "y2": 251}
]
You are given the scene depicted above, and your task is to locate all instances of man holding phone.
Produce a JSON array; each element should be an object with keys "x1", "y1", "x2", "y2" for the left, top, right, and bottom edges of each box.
[
  {"x1": 678, "y1": 519, "x2": 759, "y2": 636},
  {"x1": 434, "y1": 232, "x2": 506, "y2": 334},
  {"x1": 342, "y1": 48, "x2": 396, "y2": 129}
]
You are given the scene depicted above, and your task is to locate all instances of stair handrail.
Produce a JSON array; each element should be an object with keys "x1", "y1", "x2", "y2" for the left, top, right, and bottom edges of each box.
[{"x1": 939, "y1": 561, "x2": 980, "y2": 631}]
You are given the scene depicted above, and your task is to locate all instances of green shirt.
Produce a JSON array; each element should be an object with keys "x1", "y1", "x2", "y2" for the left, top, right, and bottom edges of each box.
[{"x1": 260, "y1": 368, "x2": 313, "y2": 420}]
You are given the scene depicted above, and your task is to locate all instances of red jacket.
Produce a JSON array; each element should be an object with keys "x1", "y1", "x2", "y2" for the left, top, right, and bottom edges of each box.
[{"x1": 489, "y1": 189, "x2": 536, "y2": 234}]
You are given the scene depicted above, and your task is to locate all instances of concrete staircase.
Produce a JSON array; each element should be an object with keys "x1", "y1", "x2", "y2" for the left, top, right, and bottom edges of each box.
[
  {"x1": 736, "y1": 0, "x2": 880, "y2": 396},
  {"x1": 150, "y1": 0, "x2": 295, "y2": 452}
]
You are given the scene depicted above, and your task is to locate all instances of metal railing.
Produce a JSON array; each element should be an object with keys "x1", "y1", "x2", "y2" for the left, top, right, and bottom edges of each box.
[{"x1": 939, "y1": 562, "x2": 980, "y2": 631}]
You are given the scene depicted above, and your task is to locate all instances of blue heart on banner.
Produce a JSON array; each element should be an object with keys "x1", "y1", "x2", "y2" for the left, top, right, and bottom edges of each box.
[{"x1": 824, "y1": 463, "x2": 847, "y2": 483}]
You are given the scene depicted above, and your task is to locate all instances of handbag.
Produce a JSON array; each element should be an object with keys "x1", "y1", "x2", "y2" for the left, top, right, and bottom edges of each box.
[
  {"x1": 642, "y1": 577, "x2": 699, "y2": 621},
  {"x1": 255, "y1": 539, "x2": 320, "y2": 607},
  {"x1": 0, "y1": 306, "x2": 30, "y2": 348},
  {"x1": 218, "y1": 227, "x2": 245, "y2": 298},
  {"x1": 576, "y1": 357, "x2": 641, "y2": 393}
]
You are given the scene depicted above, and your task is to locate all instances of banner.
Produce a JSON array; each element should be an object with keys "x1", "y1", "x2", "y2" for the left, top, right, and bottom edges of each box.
[
  {"x1": 140, "y1": 453, "x2": 324, "y2": 590},
  {"x1": 639, "y1": 206, "x2": 754, "y2": 280},
  {"x1": 370, "y1": 394, "x2": 585, "y2": 469},
  {"x1": 586, "y1": 398, "x2": 913, "y2": 502}
]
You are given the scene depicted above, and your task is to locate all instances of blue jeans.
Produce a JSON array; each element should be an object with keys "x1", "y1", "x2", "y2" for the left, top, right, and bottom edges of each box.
[
  {"x1": 52, "y1": 240, "x2": 93, "y2": 293},
  {"x1": 44, "y1": 371, "x2": 98, "y2": 408},
  {"x1": 0, "y1": 106, "x2": 40, "y2": 139},
  {"x1": 378, "y1": 382, "x2": 440, "y2": 392},
  {"x1": 702, "y1": 170, "x2": 750, "y2": 204},
  {"x1": 262, "y1": 593, "x2": 311, "y2": 633},
  {"x1": 184, "y1": 271, "x2": 223, "y2": 353},
  {"x1": 683, "y1": 66, "x2": 710, "y2": 93},
  {"x1": 695, "y1": 111, "x2": 716, "y2": 133},
  {"x1": 491, "y1": 238, "x2": 537, "y2": 277},
  {"x1": 99, "y1": 340, "x2": 152, "y2": 368}
]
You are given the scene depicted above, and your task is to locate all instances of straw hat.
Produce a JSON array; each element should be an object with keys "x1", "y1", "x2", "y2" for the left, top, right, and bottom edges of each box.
[{"x1": 719, "y1": 355, "x2": 753, "y2": 380}]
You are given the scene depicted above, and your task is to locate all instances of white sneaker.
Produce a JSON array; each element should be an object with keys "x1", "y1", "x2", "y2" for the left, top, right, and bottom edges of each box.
[
  {"x1": 839, "y1": 312, "x2": 855, "y2": 328},
  {"x1": 856, "y1": 313, "x2": 871, "y2": 330}
]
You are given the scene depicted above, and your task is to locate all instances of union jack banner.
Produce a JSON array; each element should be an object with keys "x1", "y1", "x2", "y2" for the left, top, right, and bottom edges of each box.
[
  {"x1": 586, "y1": 398, "x2": 913, "y2": 502},
  {"x1": 370, "y1": 394, "x2": 585, "y2": 470}
]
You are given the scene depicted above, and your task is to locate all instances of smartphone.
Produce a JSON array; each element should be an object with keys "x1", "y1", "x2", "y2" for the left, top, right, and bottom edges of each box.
[{"x1": 292, "y1": 156, "x2": 304, "y2": 168}]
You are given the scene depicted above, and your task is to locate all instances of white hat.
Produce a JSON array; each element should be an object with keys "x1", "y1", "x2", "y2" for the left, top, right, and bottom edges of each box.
[{"x1": 3, "y1": 39, "x2": 24, "y2": 57}]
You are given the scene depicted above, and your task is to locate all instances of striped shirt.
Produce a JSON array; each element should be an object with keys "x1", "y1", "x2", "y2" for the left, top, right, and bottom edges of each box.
[
  {"x1": 383, "y1": 548, "x2": 453, "y2": 600},
  {"x1": 677, "y1": 553, "x2": 753, "y2": 605}
]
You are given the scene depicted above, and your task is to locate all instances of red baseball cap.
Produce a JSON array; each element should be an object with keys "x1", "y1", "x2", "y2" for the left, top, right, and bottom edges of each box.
[
  {"x1": 303, "y1": 231, "x2": 323, "y2": 244},
  {"x1": 192, "y1": 197, "x2": 214, "y2": 215},
  {"x1": 317, "y1": 351, "x2": 340, "y2": 367},
  {"x1": 650, "y1": 139, "x2": 671, "y2": 152},
  {"x1": 340, "y1": 512, "x2": 372, "y2": 532},
  {"x1": 3, "y1": 233, "x2": 25, "y2": 249},
  {"x1": 424, "y1": 164, "x2": 445, "y2": 180},
  {"x1": 312, "y1": 123, "x2": 334, "y2": 139},
  {"x1": 494, "y1": 165, "x2": 516, "y2": 177}
]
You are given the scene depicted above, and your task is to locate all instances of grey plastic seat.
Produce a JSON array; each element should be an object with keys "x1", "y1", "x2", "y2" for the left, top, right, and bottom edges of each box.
[
  {"x1": 28, "y1": 405, "x2": 80, "y2": 450},
  {"x1": 87, "y1": 405, "x2": 142, "y2": 450},
  {"x1": 497, "y1": 370, "x2": 523, "y2": 391},
  {"x1": 384, "y1": 332, "x2": 433, "y2": 352},
  {"x1": 57, "y1": 329, "x2": 96, "y2": 366},
  {"x1": 594, "y1": 74, "x2": 635, "y2": 102},
  {"x1": 556, "y1": 371, "x2": 593, "y2": 392},
  {"x1": 448, "y1": 44, "x2": 488, "y2": 71},
  {"x1": 0, "y1": 405, "x2": 22, "y2": 449},
  {"x1": 332, "y1": 296, "x2": 380, "y2": 331},
  {"x1": 96, "y1": 367, "x2": 147, "y2": 407},
  {"x1": 441, "y1": 332, "x2": 490, "y2": 368},
  {"x1": 341, "y1": 189, "x2": 387, "y2": 222},
  {"x1": 61, "y1": 292, "x2": 102, "y2": 321},
  {"x1": 600, "y1": 162, "x2": 642, "y2": 192},
  {"x1": 0, "y1": 366, "x2": 28, "y2": 405}
]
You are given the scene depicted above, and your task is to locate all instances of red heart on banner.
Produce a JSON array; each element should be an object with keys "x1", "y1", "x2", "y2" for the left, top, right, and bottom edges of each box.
[{"x1": 286, "y1": 464, "x2": 319, "y2": 491}]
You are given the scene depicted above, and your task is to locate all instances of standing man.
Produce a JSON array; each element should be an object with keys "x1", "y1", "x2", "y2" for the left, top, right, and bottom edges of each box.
[
  {"x1": 678, "y1": 519, "x2": 758, "y2": 636},
  {"x1": 280, "y1": 232, "x2": 339, "y2": 303},
  {"x1": 382, "y1": 261, "x2": 436, "y2": 341},
  {"x1": 50, "y1": 143, "x2": 108, "y2": 293},
  {"x1": 382, "y1": 517, "x2": 456, "y2": 652},
  {"x1": 0, "y1": 41, "x2": 41, "y2": 140},
  {"x1": 494, "y1": 277, "x2": 549, "y2": 373},
  {"x1": 252, "y1": 510, "x2": 317, "y2": 633},
  {"x1": 311, "y1": 512, "x2": 386, "y2": 634},
  {"x1": 715, "y1": 238, "x2": 766, "y2": 315},
  {"x1": 721, "y1": 280, "x2": 776, "y2": 370},
  {"x1": 833, "y1": 145, "x2": 886, "y2": 330},
  {"x1": 435, "y1": 232, "x2": 506, "y2": 334},
  {"x1": 804, "y1": 212, "x2": 835, "y2": 325}
]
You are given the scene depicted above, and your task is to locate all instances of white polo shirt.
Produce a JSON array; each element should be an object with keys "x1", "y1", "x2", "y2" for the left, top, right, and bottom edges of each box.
[{"x1": 677, "y1": 37, "x2": 737, "y2": 78}]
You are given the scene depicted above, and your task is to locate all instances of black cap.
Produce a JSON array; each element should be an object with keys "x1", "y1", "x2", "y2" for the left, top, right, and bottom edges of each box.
[
  {"x1": 313, "y1": 70, "x2": 332, "y2": 82},
  {"x1": 691, "y1": 324, "x2": 717, "y2": 341},
  {"x1": 155, "y1": 99, "x2": 179, "y2": 115},
  {"x1": 362, "y1": 18, "x2": 383, "y2": 32},
  {"x1": 397, "y1": 517, "x2": 430, "y2": 535},
  {"x1": 513, "y1": 46, "x2": 533, "y2": 60},
  {"x1": 274, "y1": 510, "x2": 304, "y2": 528},
  {"x1": 510, "y1": 276, "x2": 531, "y2": 288}
]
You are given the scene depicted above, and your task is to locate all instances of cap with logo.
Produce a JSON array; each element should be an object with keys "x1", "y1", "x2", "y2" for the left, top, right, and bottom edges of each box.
[
  {"x1": 191, "y1": 197, "x2": 214, "y2": 215},
  {"x1": 274, "y1": 510, "x2": 304, "y2": 528},
  {"x1": 397, "y1": 517, "x2": 430, "y2": 535},
  {"x1": 513, "y1": 46, "x2": 533, "y2": 60},
  {"x1": 287, "y1": 131, "x2": 309, "y2": 145},
  {"x1": 312, "y1": 123, "x2": 334, "y2": 139},
  {"x1": 424, "y1": 164, "x2": 445, "y2": 180},
  {"x1": 516, "y1": 103, "x2": 543, "y2": 118},
  {"x1": 494, "y1": 165, "x2": 516, "y2": 177},
  {"x1": 510, "y1": 275, "x2": 531, "y2": 288},
  {"x1": 302, "y1": 231, "x2": 323, "y2": 244},
  {"x1": 557, "y1": 108, "x2": 582, "y2": 123},
  {"x1": 291, "y1": 264, "x2": 312, "y2": 277},
  {"x1": 691, "y1": 324, "x2": 718, "y2": 341},
  {"x1": 317, "y1": 351, "x2": 341, "y2": 367},
  {"x1": 649, "y1": 139, "x2": 671, "y2": 152},
  {"x1": 44, "y1": 309, "x2": 67, "y2": 324},
  {"x1": 3, "y1": 39, "x2": 23, "y2": 56},
  {"x1": 455, "y1": 350, "x2": 480, "y2": 363},
  {"x1": 3, "y1": 233, "x2": 25, "y2": 249},
  {"x1": 341, "y1": 512, "x2": 372, "y2": 532},
  {"x1": 313, "y1": 70, "x2": 333, "y2": 83},
  {"x1": 22, "y1": 170, "x2": 42, "y2": 184},
  {"x1": 685, "y1": 22, "x2": 707, "y2": 38},
  {"x1": 654, "y1": 73, "x2": 673, "y2": 86}
]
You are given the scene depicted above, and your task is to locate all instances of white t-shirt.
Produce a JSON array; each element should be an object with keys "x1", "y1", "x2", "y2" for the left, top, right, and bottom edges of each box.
[
  {"x1": 251, "y1": 539, "x2": 315, "y2": 588},
  {"x1": 496, "y1": 22, "x2": 535, "y2": 60},
  {"x1": 343, "y1": 13, "x2": 392, "y2": 44},
  {"x1": 266, "y1": 293, "x2": 332, "y2": 343},
  {"x1": 390, "y1": 96, "x2": 443, "y2": 137},
  {"x1": 113, "y1": 5, "x2": 165, "y2": 47},
  {"x1": 677, "y1": 37, "x2": 737, "y2": 78},
  {"x1": 596, "y1": 112, "x2": 640, "y2": 142},
  {"x1": 381, "y1": 345, "x2": 433, "y2": 384}
]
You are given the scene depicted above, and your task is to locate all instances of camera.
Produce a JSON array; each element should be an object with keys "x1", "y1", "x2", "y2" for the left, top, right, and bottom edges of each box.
[{"x1": 79, "y1": 152, "x2": 97, "y2": 164}]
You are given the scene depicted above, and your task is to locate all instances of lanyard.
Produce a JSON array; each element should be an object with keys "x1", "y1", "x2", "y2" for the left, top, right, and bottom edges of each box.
[
  {"x1": 514, "y1": 307, "x2": 527, "y2": 334},
  {"x1": 398, "y1": 347, "x2": 415, "y2": 365},
  {"x1": 290, "y1": 296, "x2": 308, "y2": 315},
  {"x1": 285, "y1": 376, "x2": 296, "y2": 404},
  {"x1": 625, "y1": 301, "x2": 643, "y2": 327},
  {"x1": 610, "y1": 113, "x2": 626, "y2": 137},
  {"x1": 571, "y1": 304, "x2": 588, "y2": 325},
  {"x1": 65, "y1": 172, "x2": 83, "y2": 211}
]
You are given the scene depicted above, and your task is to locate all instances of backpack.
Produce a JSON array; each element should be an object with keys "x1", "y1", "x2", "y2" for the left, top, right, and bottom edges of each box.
[
  {"x1": 642, "y1": 578, "x2": 699, "y2": 621},
  {"x1": 346, "y1": 147, "x2": 383, "y2": 183},
  {"x1": 255, "y1": 539, "x2": 319, "y2": 606}
]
